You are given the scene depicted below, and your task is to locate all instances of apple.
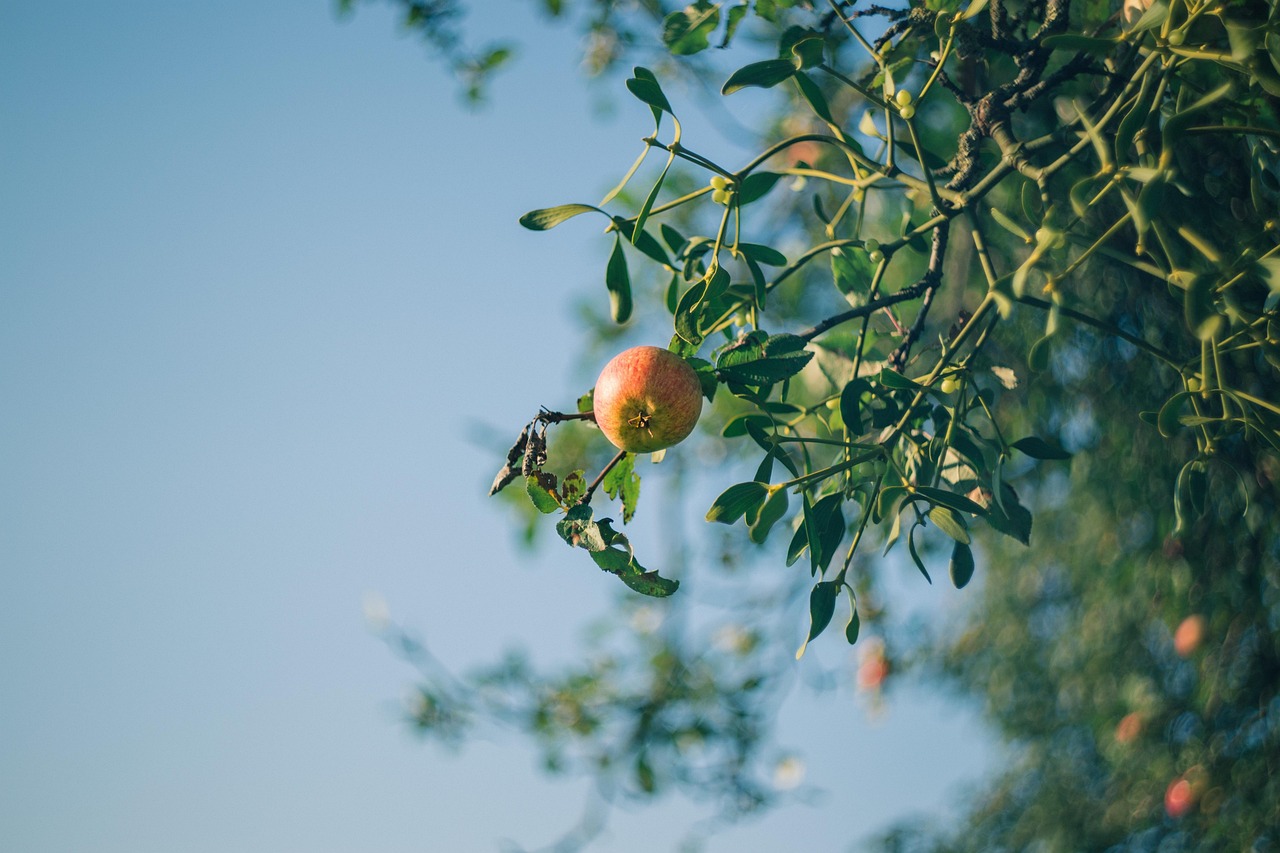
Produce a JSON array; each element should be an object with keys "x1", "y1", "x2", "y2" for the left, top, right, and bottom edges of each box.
[{"x1": 593, "y1": 345, "x2": 703, "y2": 453}]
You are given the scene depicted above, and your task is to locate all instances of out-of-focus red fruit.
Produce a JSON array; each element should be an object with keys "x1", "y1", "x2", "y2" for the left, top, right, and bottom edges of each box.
[
  {"x1": 1174, "y1": 614, "x2": 1205, "y2": 657},
  {"x1": 1165, "y1": 777, "x2": 1196, "y2": 818},
  {"x1": 1115, "y1": 712, "x2": 1143, "y2": 744}
]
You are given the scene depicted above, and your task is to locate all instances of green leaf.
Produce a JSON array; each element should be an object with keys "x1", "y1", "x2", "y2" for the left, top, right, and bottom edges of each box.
[
  {"x1": 912, "y1": 486, "x2": 987, "y2": 516},
  {"x1": 721, "y1": 2, "x2": 748, "y2": 47},
  {"x1": 930, "y1": 505, "x2": 971, "y2": 544},
  {"x1": 796, "y1": 580, "x2": 839, "y2": 659},
  {"x1": 706, "y1": 481, "x2": 770, "y2": 524},
  {"x1": 556, "y1": 504, "x2": 607, "y2": 551},
  {"x1": 738, "y1": 242, "x2": 787, "y2": 266},
  {"x1": 1011, "y1": 436, "x2": 1072, "y2": 460},
  {"x1": 737, "y1": 172, "x2": 783, "y2": 206},
  {"x1": 602, "y1": 453, "x2": 640, "y2": 523},
  {"x1": 1184, "y1": 272, "x2": 1224, "y2": 340},
  {"x1": 559, "y1": 470, "x2": 587, "y2": 506},
  {"x1": 807, "y1": 492, "x2": 845, "y2": 575},
  {"x1": 907, "y1": 522, "x2": 932, "y2": 584},
  {"x1": 876, "y1": 368, "x2": 923, "y2": 391},
  {"x1": 519, "y1": 204, "x2": 604, "y2": 231},
  {"x1": 618, "y1": 569, "x2": 680, "y2": 597},
  {"x1": 624, "y1": 65, "x2": 675, "y2": 116},
  {"x1": 605, "y1": 237, "x2": 633, "y2": 324},
  {"x1": 634, "y1": 149, "x2": 675, "y2": 246},
  {"x1": 722, "y1": 59, "x2": 797, "y2": 94},
  {"x1": 789, "y1": 34, "x2": 825, "y2": 70},
  {"x1": 844, "y1": 586, "x2": 860, "y2": 644},
  {"x1": 749, "y1": 486, "x2": 790, "y2": 544},
  {"x1": 611, "y1": 218, "x2": 672, "y2": 268},
  {"x1": 986, "y1": 483, "x2": 1032, "y2": 545},
  {"x1": 525, "y1": 473, "x2": 561, "y2": 514},
  {"x1": 840, "y1": 378, "x2": 869, "y2": 435},
  {"x1": 793, "y1": 71, "x2": 833, "y2": 122},
  {"x1": 662, "y1": 2, "x2": 721, "y2": 56},
  {"x1": 1157, "y1": 392, "x2": 1193, "y2": 438},
  {"x1": 949, "y1": 541, "x2": 975, "y2": 589}
]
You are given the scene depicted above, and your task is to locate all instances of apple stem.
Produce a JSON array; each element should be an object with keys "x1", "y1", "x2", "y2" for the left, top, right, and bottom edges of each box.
[{"x1": 581, "y1": 450, "x2": 627, "y2": 506}]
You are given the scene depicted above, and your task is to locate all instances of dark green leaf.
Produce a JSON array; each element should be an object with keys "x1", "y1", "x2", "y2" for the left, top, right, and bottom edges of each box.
[
  {"x1": 738, "y1": 172, "x2": 783, "y2": 205},
  {"x1": 840, "y1": 378, "x2": 869, "y2": 435},
  {"x1": 605, "y1": 237, "x2": 632, "y2": 324},
  {"x1": 739, "y1": 242, "x2": 787, "y2": 266},
  {"x1": 611, "y1": 218, "x2": 672, "y2": 268},
  {"x1": 797, "y1": 580, "x2": 839, "y2": 658},
  {"x1": 706, "y1": 481, "x2": 770, "y2": 524},
  {"x1": 793, "y1": 71, "x2": 833, "y2": 122},
  {"x1": 808, "y1": 493, "x2": 845, "y2": 575},
  {"x1": 749, "y1": 486, "x2": 790, "y2": 544},
  {"x1": 625, "y1": 66, "x2": 673, "y2": 116},
  {"x1": 722, "y1": 59, "x2": 797, "y2": 95},
  {"x1": 907, "y1": 522, "x2": 932, "y2": 584},
  {"x1": 912, "y1": 486, "x2": 987, "y2": 516},
  {"x1": 844, "y1": 586, "x2": 860, "y2": 644},
  {"x1": 986, "y1": 483, "x2": 1032, "y2": 545},
  {"x1": 949, "y1": 541, "x2": 975, "y2": 589},
  {"x1": 1011, "y1": 436, "x2": 1072, "y2": 460}
]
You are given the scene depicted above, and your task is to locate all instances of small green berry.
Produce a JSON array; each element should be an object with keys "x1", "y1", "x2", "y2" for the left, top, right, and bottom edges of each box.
[
  {"x1": 899, "y1": 104, "x2": 916, "y2": 120},
  {"x1": 868, "y1": 249, "x2": 885, "y2": 264},
  {"x1": 1167, "y1": 30, "x2": 1185, "y2": 46},
  {"x1": 940, "y1": 376, "x2": 960, "y2": 395},
  {"x1": 712, "y1": 189, "x2": 731, "y2": 205},
  {"x1": 710, "y1": 175, "x2": 729, "y2": 191},
  {"x1": 1187, "y1": 377, "x2": 1202, "y2": 392},
  {"x1": 895, "y1": 90, "x2": 913, "y2": 107},
  {"x1": 863, "y1": 239, "x2": 880, "y2": 253}
]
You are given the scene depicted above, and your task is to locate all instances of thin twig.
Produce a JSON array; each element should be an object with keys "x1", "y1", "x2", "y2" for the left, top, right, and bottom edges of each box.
[{"x1": 581, "y1": 450, "x2": 627, "y2": 506}]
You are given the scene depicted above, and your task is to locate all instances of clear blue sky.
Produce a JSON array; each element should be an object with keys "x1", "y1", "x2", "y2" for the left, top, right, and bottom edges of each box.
[{"x1": 0, "y1": 3, "x2": 996, "y2": 851}]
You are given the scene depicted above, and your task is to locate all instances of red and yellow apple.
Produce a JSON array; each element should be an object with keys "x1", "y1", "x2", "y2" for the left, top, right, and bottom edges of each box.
[{"x1": 593, "y1": 345, "x2": 703, "y2": 453}]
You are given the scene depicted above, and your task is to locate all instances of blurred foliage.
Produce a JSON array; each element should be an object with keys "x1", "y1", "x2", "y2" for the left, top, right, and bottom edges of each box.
[{"x1": 363, "y1": 0, "x2": 1280, "y2": 849}]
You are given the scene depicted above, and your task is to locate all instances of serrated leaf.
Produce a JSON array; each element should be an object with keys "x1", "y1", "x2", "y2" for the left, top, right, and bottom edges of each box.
[
  {"x1": 706, "y1": 481, "x2": 770, "y2": 524},
  {"x1": 603, "y1": 453, "x2": 640, "y2": 523},
  {"x1": 662, "y1": 2, "x2": 721, "y2": 56},
  {"x1": 519, "y1": 204, "x2": 604, "y2": 231},
  {"x1": 526, "y1": 473, "x2": 562, "y2": 514},
  {"x1": 556, "y1": 504, "x2": 607, "y2": 551}
]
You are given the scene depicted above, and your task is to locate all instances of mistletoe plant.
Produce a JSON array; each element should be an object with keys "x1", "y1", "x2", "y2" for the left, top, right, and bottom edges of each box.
[{"x1": 490, "y1": 0, "x2": 1280, "y2": 659}]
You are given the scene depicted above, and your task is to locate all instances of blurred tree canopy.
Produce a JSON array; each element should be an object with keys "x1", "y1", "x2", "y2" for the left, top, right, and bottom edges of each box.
[{"x1": 350, "y1": 0, "x2": 1280, "y2": 849}]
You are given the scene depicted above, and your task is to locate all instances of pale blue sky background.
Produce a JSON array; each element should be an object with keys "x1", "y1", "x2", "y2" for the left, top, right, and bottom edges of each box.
[{"x1": 1, "y1": 3, "x2": 996, "y2": 851}]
